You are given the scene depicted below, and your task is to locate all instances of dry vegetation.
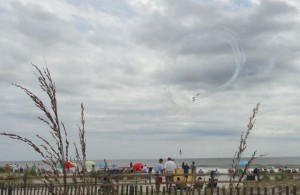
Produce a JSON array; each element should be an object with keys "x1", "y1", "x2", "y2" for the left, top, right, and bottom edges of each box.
[
  {"x1": 229, "y1": 103, "x2": 260, "y2": 189},
  {"x1": 0, "y1": 64, "x2": 89, "y2": 194}
]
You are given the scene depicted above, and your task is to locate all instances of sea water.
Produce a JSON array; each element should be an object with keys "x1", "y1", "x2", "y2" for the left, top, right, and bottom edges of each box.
[
  {"x1": 105, "y1": 157, "x2": 300, "y2": 173},
  {"x1": 1, "y1": 157, "x2": 299, "y2": 174}
]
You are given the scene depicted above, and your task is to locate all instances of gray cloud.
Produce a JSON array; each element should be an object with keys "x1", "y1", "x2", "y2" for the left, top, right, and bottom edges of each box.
[{"x1": 1, "y1": 0, "x2": 300, "y2": 160}]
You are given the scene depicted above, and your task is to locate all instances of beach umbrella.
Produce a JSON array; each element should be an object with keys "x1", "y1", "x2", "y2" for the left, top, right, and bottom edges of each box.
[
  {"x1": 56, "y1": 163, "x2": 62, "y2": 169},
  {"x1": 63, "y1": 161, "x2": 76, "y2": 169},
  {"x1": 96, "y1": 162, "x2": 106, "y2": 168},
  {"x1": 85, "y1": 160, "x2": 96, "y2": 166},
  {"x1": 237, "y1": 160, "x2": 248, "y2": 167},
  {"x1": 132, "y1": 162, "x2": 143, "y2": 171},
  {"x1": 269, "y1": 166, "x2": 276, "y2": 173}
]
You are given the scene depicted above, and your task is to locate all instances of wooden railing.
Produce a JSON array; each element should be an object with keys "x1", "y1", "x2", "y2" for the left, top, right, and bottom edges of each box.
[
  {"x1": 0, "y1": 172, "x2": 300, "y2": 195},
  {"x1": 0, "y1": 182, "x2": 299, "y2": 195}
]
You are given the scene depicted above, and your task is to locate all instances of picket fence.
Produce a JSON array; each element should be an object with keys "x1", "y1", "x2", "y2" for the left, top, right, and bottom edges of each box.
[
  {"x1": 0, "y1": 172, "x2": 300, "y2": 195},
  {"x1": 0, "y1": 182, "x2": 299, "y2": 195}
]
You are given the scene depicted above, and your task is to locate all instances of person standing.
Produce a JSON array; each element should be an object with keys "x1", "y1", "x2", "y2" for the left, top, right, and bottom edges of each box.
[
  {"x1": 183, "y1": 162, "x2": 190, "y2": 181},
  {"x1": 191, "y1": 161, "x2": 196, "y2": 180},
  {"x1": 164, "y1": 157, "x2": 177, "y2": 190},
  {"x1": 154, "y1": 158, "x2": 164, "y2": 194}
]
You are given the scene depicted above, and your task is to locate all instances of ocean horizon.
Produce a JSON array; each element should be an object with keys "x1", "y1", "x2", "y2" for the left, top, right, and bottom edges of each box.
[{"x1": 1, "y1": 157, "x2": 300, "y2": 173}]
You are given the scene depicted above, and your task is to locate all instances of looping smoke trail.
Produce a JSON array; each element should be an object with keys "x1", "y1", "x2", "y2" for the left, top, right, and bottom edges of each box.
[{"x1": 193, "y1": 28, "x2": 246, "y2": 102}]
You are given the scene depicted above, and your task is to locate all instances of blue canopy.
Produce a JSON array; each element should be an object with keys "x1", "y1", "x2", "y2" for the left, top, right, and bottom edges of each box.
[
  {"x1": 238, "y1": 160, "x2": 248, "y2": 167},
  {"x1": 96, "y1": 161, "x2": 106, "y2": 168}
]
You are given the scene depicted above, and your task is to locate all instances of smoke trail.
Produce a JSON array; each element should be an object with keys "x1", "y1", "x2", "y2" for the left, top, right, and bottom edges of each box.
[
  {"x1": 215, "y1": 29, "x2": 246, "y2": 91},
  {"x1": 193, "y1": 28, "x2": 246, "y2": 101}
]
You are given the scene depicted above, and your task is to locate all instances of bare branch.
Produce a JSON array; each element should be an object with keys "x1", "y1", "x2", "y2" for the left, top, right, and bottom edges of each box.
[{"x1": 229, "y1": 102, "x2": 260, "y2": 189}]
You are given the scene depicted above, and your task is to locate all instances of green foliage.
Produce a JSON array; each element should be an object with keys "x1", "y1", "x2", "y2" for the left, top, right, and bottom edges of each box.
[
  {"x1": 274, "y1": 171, "x2": 293, "y2": 181},
  {"x1": 0, "y1": 166, "x2": 7, "y2": 173},
  {"x1": 89, "y1": 170, "x2": 97, "y2": 177},
  {"x1": 0, "y1": 166, "x2": 12, "y2": 174},
  {"x1": 25, "y1": 167, "x2": 37, "y2": 176},
  {"x1": 261, "y1": 172, "x2": 270, "y2": 181}
]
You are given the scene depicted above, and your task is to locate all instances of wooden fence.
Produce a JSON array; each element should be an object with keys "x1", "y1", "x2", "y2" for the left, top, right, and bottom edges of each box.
[
  {"x1": 0, "y1": 172, "x2": 300, "y2": 195},
  {"x1": 0, "y1": 182, "x2": 299, "y2": 195}
]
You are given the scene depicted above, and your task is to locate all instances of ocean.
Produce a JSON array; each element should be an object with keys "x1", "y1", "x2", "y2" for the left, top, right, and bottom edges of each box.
[{"x1": 1, "y1": 157, "x2": 300, "y2": 174}]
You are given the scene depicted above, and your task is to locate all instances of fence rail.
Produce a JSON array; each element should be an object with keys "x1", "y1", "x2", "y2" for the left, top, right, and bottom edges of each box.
[
  {"x1": 0, "y1": 182, "x2": 299, "y2": 195},
  {"x1": 0, "y1": 172, "x2": 300, "y2": 195}
]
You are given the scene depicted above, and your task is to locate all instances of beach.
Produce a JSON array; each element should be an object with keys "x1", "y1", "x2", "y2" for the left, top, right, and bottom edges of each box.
[
  {"x1": 1, "y1": 157, "x2": 300, "y2": 195},
  {"x1": 1, "y1": 157, "x2": 300, "y2": 173}
]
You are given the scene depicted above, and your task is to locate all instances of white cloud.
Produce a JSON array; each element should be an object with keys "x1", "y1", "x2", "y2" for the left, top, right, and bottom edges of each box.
[{"x1": 1, "y1": 0, "x2": 300, "y2": 161}]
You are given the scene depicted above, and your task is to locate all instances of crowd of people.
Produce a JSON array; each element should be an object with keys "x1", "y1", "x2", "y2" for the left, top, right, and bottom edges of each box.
[
  {"x1": 0, "y1": 163, "x2": 46, "y2": 175},
  {"x1": 152, "y1": 157, "x2": 200, "y2": 192}
]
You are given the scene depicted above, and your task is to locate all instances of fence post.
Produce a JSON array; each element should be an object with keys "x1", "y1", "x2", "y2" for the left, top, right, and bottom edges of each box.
[
  {"x1": 150, "y1": 185, "x2": 154, "y2": 195},
  {"x1": 222, "y1": 187, "x2": 226, "y2": 195},
  {"x1": 129, "y1": 185, "x2": 134, "y2": 195},
  {"x1": 126, "y1": 184, "x2": 129, "y2": 195},
  {"x1": 162, "y1": 186, "x2": 166, "y2": 195},
  {"x1": 8, "y1": 184, "x2": 12, "y2": 195},
  {"x1": 250, "y1": 187, "x2": 253, "y2": 195},
  {"x1": 292, "y1": 186, "x2": 296, "y2": 195},
  {"x1": 257, "y1": 187, "x2": 260, "y2": 195},
  {"x1": 243, "y1": 186, "x2": 246, "y2": 195},
  {"x1": 204, "y1": 187, "x2": 207, "y2": 195},
  {"x1": 286, "y1": 186, "x2": 289, "y2": 195},
  {"x1": 210, "y1": 170, "x2": 215, "y2": 195},
  {"x1": 145, "y1": 186, "x2": 149, "y2": 195},
  {"x1": 135, "y1": 185, "x2": 138, "y2": 195},
  {"x1": 173, "y1": 187, "x2": 177, "y2": 195},
  {"x1": 0, "y1": 183, "x2": 4, "y2": 195},
  {"x1": 278, "y1": 186, "x2": 282, "y2": 195},
  {"x1": 264, "y1": 187, "x2": 267, "y2": 195},
  {"x1": 22, "y1": 172, "x2": 27, "y2": 195},
  {"x1": 94, "y1": 175, "x2": 97, "y2": 195},
  {"x1": 121, "y1": 185, "x2": 124, "y2": 195},
  {"x1": 271, "y1": 187, "x2": 275, "y2": 195}
]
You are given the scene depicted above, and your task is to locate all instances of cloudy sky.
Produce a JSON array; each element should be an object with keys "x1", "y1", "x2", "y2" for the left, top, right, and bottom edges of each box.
[{"x1": 1, "y1": 0, "x2": 300, "y2": 161}]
